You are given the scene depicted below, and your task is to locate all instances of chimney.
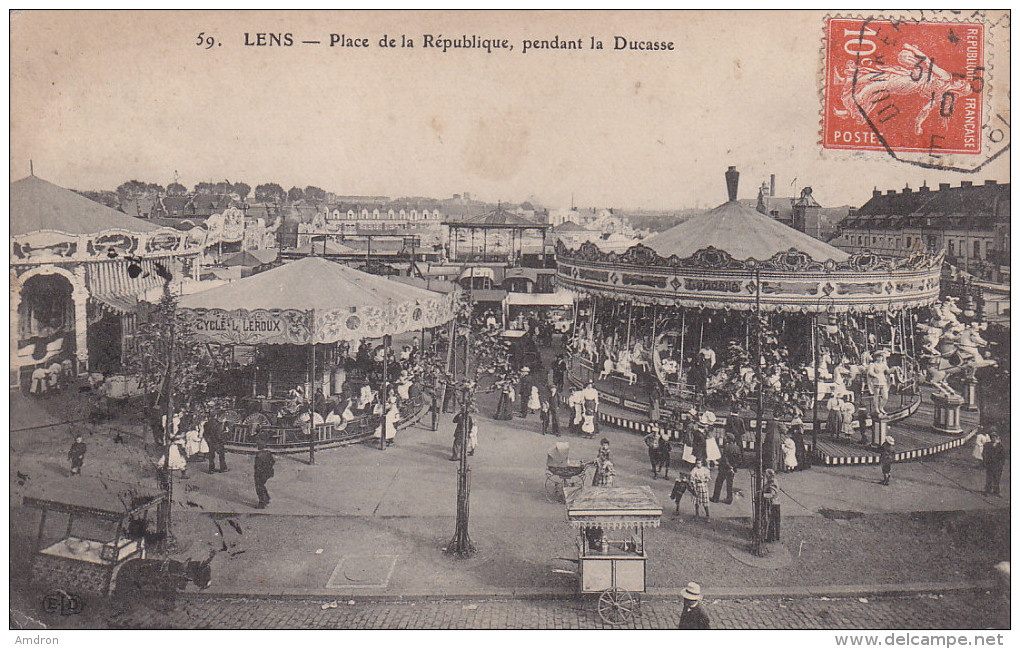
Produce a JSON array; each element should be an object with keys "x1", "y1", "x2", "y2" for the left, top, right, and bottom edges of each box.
[
  {"x1": 873, "y1": 188, "x2": 881, "y2": 198},
  {"x1": 770, "y1": 174, "x2": 776, "y2": 197},
  {"x1": 939, "y1": 183, "x2": 950, "y2": 191},
  {"x1": 961, "y1": 181, "x2": 973, "y2": 188},
  {"x1": 903, "y1": 185, "x2": 912, "y2": 194},
  {"x1": 985, "y1": 180, "x2": 998, "y2": 186},
  {"x1": 886, "y1": 190, "x2": 897, "y2": 196},
  {"x1": 920, "y1": 182, "x2": 930, "y2": 193},
  {"x1": 725, "y1": 166, "x2": 739, "y2": 202}
]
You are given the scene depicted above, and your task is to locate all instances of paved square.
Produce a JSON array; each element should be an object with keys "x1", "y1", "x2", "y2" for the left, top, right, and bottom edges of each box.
[{"x1": 326, "y1": 555, "x2": 400, "y2": 589}]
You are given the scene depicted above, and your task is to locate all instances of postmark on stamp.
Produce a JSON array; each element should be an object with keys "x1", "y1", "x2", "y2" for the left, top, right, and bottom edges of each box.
[{"x1": 822, "y1": 12, "x2": 1009, "y2": 172}]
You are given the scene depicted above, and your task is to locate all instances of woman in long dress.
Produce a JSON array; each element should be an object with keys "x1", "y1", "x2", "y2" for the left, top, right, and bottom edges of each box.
[
  {"x1": 782, "y1": 435, "x2": 798, "y2": 472},
  {"x1": 375, "y1": 397, "x2": 399, "y2": 446},
  {"x1": 494, "y1": 380, "x2": 515, "y2": 420},
  {"x1": 973, "y1": 429, "x2": 991, "y2": 467}
]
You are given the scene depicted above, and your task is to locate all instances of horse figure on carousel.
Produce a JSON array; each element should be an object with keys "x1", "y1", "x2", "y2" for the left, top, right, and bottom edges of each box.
[{"x1": 918, "y1": 300, "x2": 996, "y2": 398}]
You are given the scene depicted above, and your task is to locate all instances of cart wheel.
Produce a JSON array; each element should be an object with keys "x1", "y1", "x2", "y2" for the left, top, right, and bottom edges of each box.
[
  {"x1": 545, "y1": 474, "x2": 564, "y2": 503},
  {"x1": 597, "y1": 587, "x2": 636, "y2": 625}
]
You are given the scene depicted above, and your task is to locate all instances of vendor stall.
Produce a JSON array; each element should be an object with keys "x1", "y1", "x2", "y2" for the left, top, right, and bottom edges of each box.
[
  {"x1": 24, "y1": 478, "x2": 166, "y2": 596},
  {"x1": 559, "y1": 485, "x2": 662, "y2": 625}
]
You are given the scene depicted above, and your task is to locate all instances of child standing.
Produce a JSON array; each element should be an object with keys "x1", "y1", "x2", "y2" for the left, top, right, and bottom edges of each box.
[
  {"x1": 879, "y1": 437, "x2": 895, "y2": 485},
  {"x1": 68, "y1": 434, "x2": 86, "y2": 476}
]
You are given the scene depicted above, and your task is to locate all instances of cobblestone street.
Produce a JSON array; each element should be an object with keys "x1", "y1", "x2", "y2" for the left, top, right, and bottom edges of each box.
[{"x1": 86, "y1": 591, "x2": 1007, "y2": 630}]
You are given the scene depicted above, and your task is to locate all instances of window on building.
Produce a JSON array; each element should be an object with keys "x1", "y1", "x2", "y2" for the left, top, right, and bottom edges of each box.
[
  {"x1": 905, "y1": 236, "x2": 912, "y2": 248},
  {"x1": 974, "y1": 240, "x2": 981, "y2": 258},
  {"x1": 895, "y1": 238, "x2": 901, "y2": 248},
  {"x1": 872, "y1": 236, "x2": 877, "y2": 244},
  {"x1": 948, "y1": 240, "x2": 955, "y2": 256}
]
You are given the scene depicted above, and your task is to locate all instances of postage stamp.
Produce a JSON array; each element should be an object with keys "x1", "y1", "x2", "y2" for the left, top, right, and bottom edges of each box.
[{"x1": 823, "y1": 17, "x2": 985, "y2": 156}]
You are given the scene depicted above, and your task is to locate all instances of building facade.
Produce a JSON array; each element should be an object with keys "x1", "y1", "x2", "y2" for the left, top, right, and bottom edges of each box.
[{"x1": 832, "y1": 180, "x2": 1010, "y2": 282}]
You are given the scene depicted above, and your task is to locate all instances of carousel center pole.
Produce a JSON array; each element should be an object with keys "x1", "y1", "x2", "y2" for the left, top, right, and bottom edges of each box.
[
  {"x1": 811, "y1": 315, "x2": 820, "y2": 450},
  {"x1": 752, "y1": 268, "x2": 767, "y2": 557},
  {"x1": 308, "y1": 343, "x2": 316, "y2": 464},
  {"x1": 379, "y1": 334, "x2": 391, "y2": 451}
]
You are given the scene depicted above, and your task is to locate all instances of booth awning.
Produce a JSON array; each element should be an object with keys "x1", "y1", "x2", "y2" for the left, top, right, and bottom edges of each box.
[
  {"x1": 566, "y1": 486, "x2": 663, "y2": 530},
  {"x1": 458, "y1": 266, "x2": 496, "y2": 282},
  {"x1": 85, "y1": 258, "x2": 169, "y2": 314}
]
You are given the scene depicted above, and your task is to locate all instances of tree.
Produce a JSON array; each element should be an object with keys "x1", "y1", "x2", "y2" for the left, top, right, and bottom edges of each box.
[
  {"x1": 232, "y1": 182, "x2": 251, "y2": 200},
  {"x1": 116, "y1": 180, "x2": 152, "y2": 204},
  {"x1": 193, "y1": 182, "x2": 217, "y2": 195},
  {"x1": 123, "y1": 268, "x2": 219, "y2": 545},
  {"x1": 303, "y1": 185, "x2": 327, "y2": 201},
  {"x1": 255, "y1": 183, "x2": 286, "y2": 204},
  {"x1": 75, "y1": 189, "x2": 121, "y2": 209},
  {"x1": 287, "y1": 186, "x2": 305, "y2": 203},
  {"x1": 166, "y1": 182, "x2": 187, "y2": 196}
]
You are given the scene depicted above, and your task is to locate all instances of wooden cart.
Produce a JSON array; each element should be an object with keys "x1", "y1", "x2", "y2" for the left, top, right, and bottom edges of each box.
[
  {"x1": 561, "y1": 486, "x2": 662, "y2": 625},
  {"x1": 24, "y1": 478, "x2": 166, "y2": 597}
]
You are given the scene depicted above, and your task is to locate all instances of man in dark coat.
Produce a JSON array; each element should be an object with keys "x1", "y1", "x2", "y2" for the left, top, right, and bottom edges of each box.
[
  {"x1": 724, "y1": 408, "x2": 747, "y2": 445},
  {"x1": 983, "y1": 432, "x2": 1007, "y2": 496},
  {"x1": 677, "y1": 582, "x2": 710, "y2": 629},
  {"x1": 205, "y1": 413, "x2": 228, "y2": 473},
  {"x1": 711, "y1": 434, "x2": 742, "y2": 504},
  {"x1": 253, "y1": 439, "x2": 275, "y2": 509},
  {"x1": 552, "y1": 354, "x2": 568, "y2": 395},
  {"x1": 761, "y1": 420, "x2": 783, "y2": 473}
]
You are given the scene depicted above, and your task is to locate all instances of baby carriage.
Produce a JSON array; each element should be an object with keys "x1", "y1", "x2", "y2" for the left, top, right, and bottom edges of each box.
[{"x1": 546, "y1": 441, "x2": 596, "y2": 503}]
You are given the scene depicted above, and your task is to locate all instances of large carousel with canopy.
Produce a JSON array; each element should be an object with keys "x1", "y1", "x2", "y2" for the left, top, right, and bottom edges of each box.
[
  {"x1": 555, "y1": 167, "x2": 981, "y2": 464},
  {"x1": 177, "y1": 256, "x2": 458, "y2": 456}
]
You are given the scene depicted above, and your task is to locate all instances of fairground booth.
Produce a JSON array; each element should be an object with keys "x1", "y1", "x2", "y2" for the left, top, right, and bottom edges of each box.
[
  {"x1": 178, "y1": 256, "x2": 457, "y2": 454},
  {"x1": 10, "y1": 176, "x2": 205, "y2": 390},
  {"x1": 556, "y1": 168, "x2": 949, "y2": 463}
]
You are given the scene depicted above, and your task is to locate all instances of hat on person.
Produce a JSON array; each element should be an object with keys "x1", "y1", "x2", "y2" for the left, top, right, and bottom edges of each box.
[
  {"x1": 522, "y1": 366, "x2": 531, "y2": 373},
  {"x1": 886, "y1": 436, "x2": 895, "y2": 445},
  {"x1": 699, "y1": 411, "x2": 717, "y2": 426},
  {"x1": 681, "y1": 582, "x2": 702, "y2": 601},
  {"x1": 875, "y1": 349, "x2": 890, "y2": 358}
]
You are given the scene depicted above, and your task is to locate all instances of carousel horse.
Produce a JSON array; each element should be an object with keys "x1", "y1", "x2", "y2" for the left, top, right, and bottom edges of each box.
[
  {"x1": 631, "y1": 340, "x2": 651, "y2": 373},
  {"x1": 614, "y1": 348, "x2": 638, "y2": 385},
  {"x1": 925, "y1": 356, "x2": 963, "y2": 398},
  {"x1": 598, "y1": 353, "x2": 615, "y2": 381},
  {"x1": 956, "y1": 323, "x2": 997, "y2": 369}
]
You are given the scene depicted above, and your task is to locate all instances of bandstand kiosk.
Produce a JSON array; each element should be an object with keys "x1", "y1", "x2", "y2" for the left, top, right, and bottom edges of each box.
[{"x1": 555, "y1": 168, "x2": 945, "y2": 454}]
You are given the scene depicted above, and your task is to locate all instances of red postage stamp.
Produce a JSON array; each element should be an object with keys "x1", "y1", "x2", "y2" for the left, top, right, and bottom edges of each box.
[{"x1": 823, "y1": 17, "x2": 985, "y2": 155}]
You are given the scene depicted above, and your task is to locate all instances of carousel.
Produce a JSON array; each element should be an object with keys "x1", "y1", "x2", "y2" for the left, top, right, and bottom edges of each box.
[
  {"x1": 177, "y1": 256, "x2": 458, "y2": 455},
  {"x1": 555, "y1": 167, "x2": 981, "y2": 464}
]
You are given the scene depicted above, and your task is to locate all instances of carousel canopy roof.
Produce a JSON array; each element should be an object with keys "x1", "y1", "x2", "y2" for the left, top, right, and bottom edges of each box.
[
  {"x1": 182, "y1": 256, "x2": 445, "y2": 312},
  {"x1": 642, "y1": 199, "x2": 849, "y2": 263},
  {"x1": 179, "y1": 256, "x2": 457, "y2": 343},
  {"x1": 11, "y1": 175, "x2": 162, "y2": 236}
]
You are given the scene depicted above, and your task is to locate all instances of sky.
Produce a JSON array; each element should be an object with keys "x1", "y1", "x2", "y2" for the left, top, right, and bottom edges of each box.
[{"x1": 10, "y1": 10, "x2": 1010, "y2": 211}]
